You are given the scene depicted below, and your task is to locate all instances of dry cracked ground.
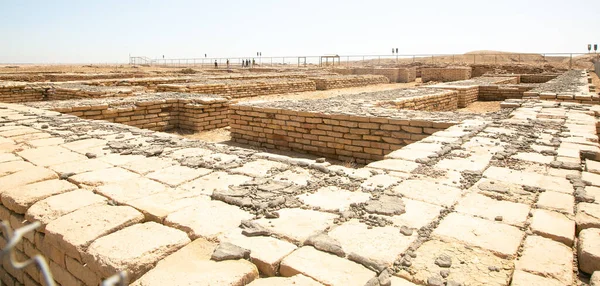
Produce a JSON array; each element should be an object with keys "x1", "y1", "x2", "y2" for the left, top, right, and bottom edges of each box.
[{"x1": 1, "y1": 98, "x2": 600, "y2": 285}]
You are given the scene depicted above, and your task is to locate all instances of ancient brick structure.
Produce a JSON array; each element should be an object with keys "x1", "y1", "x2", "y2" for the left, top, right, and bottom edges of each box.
[{"x1": 421, "y1": 67, "x2": 472, "y2": 82}]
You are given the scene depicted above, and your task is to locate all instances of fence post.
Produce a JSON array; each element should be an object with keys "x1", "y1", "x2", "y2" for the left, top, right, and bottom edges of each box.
[
  {"x1": 347, "y1": 56, "x2": 350, "y2": 67},
  {"x1": 569, "y1": 54, "x2": 572, "y2": 70},
  {"x1": 378, "y1": 56, "x2": 381, "y2": 65},
  {"x1": 431, "y1": 55, "x2": 434, "y2": 64}
]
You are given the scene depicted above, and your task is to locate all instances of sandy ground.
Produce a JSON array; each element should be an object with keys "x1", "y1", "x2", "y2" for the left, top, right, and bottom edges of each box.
[{"x1": 590, "y1": 70, "x2": 600, "y2": 92}]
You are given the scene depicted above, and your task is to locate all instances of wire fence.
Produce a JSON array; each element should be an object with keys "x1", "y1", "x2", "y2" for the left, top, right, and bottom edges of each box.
[
  {"x1": 0, "y1": 220, "x2": 128, "y2": 286},
  {"x1": 130, "y1": 53, "x2": 597, "y2": 69}
]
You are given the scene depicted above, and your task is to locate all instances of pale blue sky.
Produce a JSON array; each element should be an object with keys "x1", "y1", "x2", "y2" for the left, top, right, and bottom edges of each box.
[{"x1": 1, "y1": 0, "x2": 599, "y2": 63}]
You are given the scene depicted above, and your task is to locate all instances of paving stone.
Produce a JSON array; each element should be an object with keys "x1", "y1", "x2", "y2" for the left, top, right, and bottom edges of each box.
[
  {"x1": 0, "y1": 127, "x2": 41, "y2": 138},
  {"x1": 360, "y1": 174, "x2": 401, "y2": 191},
  {"x1": 432, "y1": 213, "x2": 524, "y2": 258},
  {"x1": 328, "y1": 220, "x2": 416, "y2": 267},
  {"x1": 0, "y1": 153, "x2": 20, "y2": 164},
  {"x1": 25, "y1": 190, "x2": 107, "y2": 226},
  {"x1": 17, "y1": 146, "x2": 87, "y2": 167},
  {"x1": 328, "y1": 165, "x2": 372, "y2": 180},
  {"x1": 126, "y1": 191, "x2": 210, "y2": 222},
  {"x1": 472, "y1": 179, "x2": 536, "y2": 205},
  {"x1": 61, "y1": 138, "x2": 107, "y2": 153},
  {"x1": 68, "y1": 167, "x2": 140, "y2": 187},
  {"x1": 584, "y1": 172, "x2": 600, "y2": 187},
  {"x1": 587, "y1": 159, "x2": 600, "y2": 174},
  {"x1": 576, "y1": 203, "x2": 600, "y2": 233},
  {"x1": 132, "y1": 238, "x2": 258, "y2": 286},
  {"x1": 397, "y1": 239, "x2": 512, "y2": 286},
  {"x1": 365, "y1": 159, "x2": 419, "y2": 173},
  {"x1": 454, "y1": 193, "x2": 530, "y2": 227},
  {"x1": 530, "y1": 209, "x2": 575, "y2": 246},
  {"x1": 0, "y1": 142, "x2": 21, "y2": 153},
  {"x1": 146, "y1": 165, "x2": 211, "y2": 187},
  {"x1": 388, "y1": 198, "x2": 442, "y2": 229},
  {"x1": 48, "y1": 158, "x2": 113, "y2": 176},
  {"x1": 1, "y1": 179, "x2": 78, "y2": 214},
  {"x1": 436, "y1": 154, "x2": 493, "y2": 172},
  {"x1": 510, "y1": 270, "x2": 564, "y2": 286},
  {"x1": 592, "y1": 271, "x2": 600, "y2": 286},
  {"x1": 586, "y1": 186, "x2": 600, "y2": 204},
  {"x1": 178, "y1": 171, "x2": 252, "y2": 196},
  {"x1": 219, "y1": 230, "x2": 297, "y2": 276},
  {"x1": 44, "y1": 205, "x2": 144, "y2": 260},
  {"x1": 273, "y1": 168, "x2": 312, "y2": 186},
  {"x1": 536, "y1": 191, "x2": 574, "y2": 214},
  {"x1": 515, "y1": 235, "x2": 573, "y2": 285},
  {"x1": 548, "y1": 167, "x2": 580, "y2": 179},
  {"x1": 27, "y1": 137, "x2": 64, "y2": 147},
  {"x1": 512, "y1": 152, "x2": 554, "y2": 164},
  {"x1": 0, "y1": 166, "x2": 57, "y2": 194},
  {"x1": 279, "y1": 246, "x2": 375, "y2": 286},
  {"x1": 297, "y1": 186, "x2": 370, "y2": 212},
  {"x1": 121, "y1": 157, "x2": 176, "y2": 175},
  {"x1": 247, "y1": 275, "x2": 322, "y2": 286},
  {"x1": 483, "y1": 166, "x2": 573, "y2": 194},
  {"x1": 0, "y1": 160, "x2": 34, "y2": 177},
  {"x1": 168, "y1": 147, "x2": 213, "y2": 159},
  {"x1": 231, "y1": 159, "x2": 287, "y2": 177},
  {"x1": 393, "y1": 180, "x2": 462, "y2": 207},
  {"x1": 95, "y1": 177, "x2": 169, "y2": 204},
  {"x1": 97, "y1": 154, "x2": 145, "y2": 166},
  {"x1": 385, "y1": 149, "x2": 435, "y2": 161},
  {"x1": 253, "y1": 208, "x2": 337, "y2": 244},
  {"x1": 165, "y1": 200, "x2": 253, "y2": 239},
  {"x1": 83, "y1": 222, "x2": 190, "y2": 280},
  {"x1": 578, "y1": 228, "x2": 600, "y2": 274}
]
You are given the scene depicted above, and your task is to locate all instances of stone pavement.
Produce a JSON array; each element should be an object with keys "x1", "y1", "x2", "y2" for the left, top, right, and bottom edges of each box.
[{"x1": 0, "y1": 98, "x2": 600, "y2": 285}]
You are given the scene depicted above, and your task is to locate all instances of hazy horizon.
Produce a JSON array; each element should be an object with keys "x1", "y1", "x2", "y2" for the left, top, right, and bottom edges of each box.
[{"x1": 1, "y1": 0, "x2": 599, "y2": 64}]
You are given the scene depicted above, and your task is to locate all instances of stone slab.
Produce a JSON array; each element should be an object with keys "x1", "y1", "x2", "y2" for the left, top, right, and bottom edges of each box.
[
  {"x1": 393, "y1": 180, "x2": 462, "y2": 207},
  {"x1": 297, "y1": 186, "x2": 370, "y2": 212},
  {"x1": 253, "y1": 208, "x2": 337, "y2": 244},
  {"x1": 455, "y1": 193, "x2": 530, "y2": 227},
  {"x1": 1, "y1": 179, "x2": 78, "y2": 214},
  {"x1": 68, "y1": 167, "x2": 140, "y2": 187},
  {"x1": 25, "y1": 190, "x2": 107, "y2": 226},
  {"x1": 0, "y1": 166, "x2": 57, "y2": 194},
  {"x1": 530, "y1": 209, "x2": 575, "y2": 246},
  {"x1": 279, "y1": 246, "x2": 375, "y2": 286},
  {"x1": 83, "y1": 222, "x2": 191, "y2": 280},
  {"x1": 536, "y1": 191, "x2": 574, "y2": 214},
  {"x1": 231, "y1": 159, "x2": 287, "y2": 178},
  {"x1": 432, "y1": 213, "x2": 524, "y2": 258},
  {"x1": 146, "y1": 165, "x2": 211, "y2": 187},
  {"x1": 576, "y1": 203, "x2": 600, "y2": 233},
  {"x1": 178, "y1": 171, "x2": 252, "y2": 196},
  {"x1": 515, "y1": 235, "x2": 573, "y2": 285},
  {"x1": 483, "y1": 166, "x2": 573, "y2": 194}
]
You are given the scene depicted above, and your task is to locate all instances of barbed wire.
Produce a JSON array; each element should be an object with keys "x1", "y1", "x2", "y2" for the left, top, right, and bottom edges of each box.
[{"x1": 0, "y1": 220, "x2": 128, "y2": 286}]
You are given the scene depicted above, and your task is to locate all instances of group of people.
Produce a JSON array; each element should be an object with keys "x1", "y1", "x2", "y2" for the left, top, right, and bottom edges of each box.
[
  {"x1": 241, "y1": 59, "x2": 255, "y2": 68},
  {"x1": 213, "y1": 58, "x2": 256, "y2": 69}
]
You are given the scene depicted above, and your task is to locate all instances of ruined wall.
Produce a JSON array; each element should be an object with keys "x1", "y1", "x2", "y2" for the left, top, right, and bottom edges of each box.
[
  {"x1": 0, "y1": 82, "x2": 48, "y2": 103},
  {"x1": 229, "y1": 105, "x2": 455, "y2": 164},
  {"x1": 308, "y1": 75, "x2": 389, "y2": 90},
  {"x1": 421, "y1": 67, "x2": 472, "y2": 82},
  {"x1": 520, "y1": 74, "x2": 559, "y2": 83},
  {"x1": 29, "y1": 96, "x2": 229, "y2": 132},
  {"x1": 378, "y1": 91, "x2": 458, "y2": 111},
  {"x1": 478, "y1": 84, "x2": 539, "y2": 101},
  {"x1": 47, "y1": 86, "x2": 144, "y2": 101},
  {"x1": 333, "y1": 68, "x2": 416, "y2": 83},
  {"x1": 157, "y1": 79, "x2": 316, "y2": 98}
]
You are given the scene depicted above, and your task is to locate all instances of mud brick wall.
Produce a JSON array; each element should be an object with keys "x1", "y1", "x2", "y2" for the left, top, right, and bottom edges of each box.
[
  {"x1": 229, "y1": 105, "x2": 455, "y2": 164},
  {"x1": 379, "y1": 91, "x2": 458, "y2": 112},
  {"x1": 478, "y1": 84, "x2": 539, "y2": 101},
  {"x1": 534, "y1": 92, "x2": 600, "y2": 104},
  {"x1": 520, "y1": 74, "x2": 559, "y2": 83},
  {"x1": 178, "y1": 99, "x2": 229, "y2": 131},
  {"x1": 332, "y1": 68, "x2": 416, "y2": 83},
  {"x1": 47, "y1": 86, "x2": 142, "y2": 101},
  {"x1": 0, "y1": 82, "x2": 49, "y2": 103},
  {"x1": 86, "y1": 77, "x2": 198, "y2": 91},
  {"x1": 421, "y1": 67, "x2": 472, "y2": 82},
  {"x1": 428, "y1": 86, "x2": 479, "y2": 108},
  {"x1": 308, "y1": 75, "x2": 389, "y2": 90},
  {"x1": 43, "y1": 97, "x2": 229, "y2": 132},
  {"x1": 157, "y1": 79, "x2": 316, "y2": 98}
]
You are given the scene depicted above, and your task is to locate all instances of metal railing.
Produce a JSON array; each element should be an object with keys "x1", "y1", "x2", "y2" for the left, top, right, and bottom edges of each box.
[
  {"x1": 129, "y1": 52, "x2": 595, "y2": 69},
  {"x1": 0, "y1": 220, "x2": 128, "y2": 286}
]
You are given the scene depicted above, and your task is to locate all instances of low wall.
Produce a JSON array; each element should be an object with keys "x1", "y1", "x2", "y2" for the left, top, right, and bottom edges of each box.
[
  {"x1": 427, "y1": 77, "x2": 519, "y2": 107},
  {"x1": 421, "y1": 67, "x2": 472, "y2": 82},
  {"x1": 0, "y1": 82, "x2": 49, "y2": 103},
  {"x1": 332, "y1": 67, "x2": 416, "y2": 83},
  {"x1": 86, "y1": 77, "x2": 204, "y2": 91},
  {"x1": 157, "y1": 79, "x2": 316, "y2": 98},
  {"x1": 377, "y1": 90, "x2": 458, "y2": 111},
  {"x1": 308, "y1": 75, "x2": 389, "y2": 90},
  {"x1": 525, "y1": 70, "x2": 598, "y2": 104},
  {"x1": 478, "y1": 84, "x2": 539, "y2": 101},
  {"x1": 48, "y1": 85, "x2": 144, "y2": 101},
  {"x1": 520, "y1": 74, "x2": 559, "y2": 83},
  {"x1": 230, "y1": 105, "x2": 456, "y2": 163},
  {"x1": 26, "y1": 94, "x2": 229, "y2": 132},
  {"x1": 0, "y1": 72, "x2": 150, "y2": 82}
]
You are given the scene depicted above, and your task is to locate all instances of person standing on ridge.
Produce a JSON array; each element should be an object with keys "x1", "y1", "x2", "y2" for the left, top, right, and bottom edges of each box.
[{"x1": 214, "y1": 60, "x2": 218, "y2": 68}]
